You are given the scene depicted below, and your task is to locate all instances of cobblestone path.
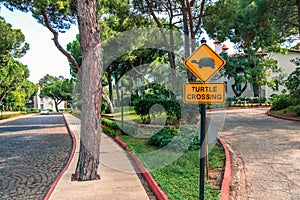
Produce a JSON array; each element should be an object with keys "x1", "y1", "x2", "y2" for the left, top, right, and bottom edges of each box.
[
  {"x1": 219, "y1": 108, "x2": 300, "y2": 200},
  {"x1": 0, "y1": 114, "x2": 72, "y2": 200}
]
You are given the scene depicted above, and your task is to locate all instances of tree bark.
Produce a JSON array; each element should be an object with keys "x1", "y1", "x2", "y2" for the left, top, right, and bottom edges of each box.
[
  {"x1": 297, "y1": 0, "x2": 300, "y2": 39},
  {"x1": 41, "y1": 8, "x2": 115, "y2": 114},
  {"x1": 54, "y1": 100, "x2": 59, "y2": 112},
  {"x1": 252, "y1": 82, "x2": 261, "y2": 97},
  {"x1": 73, "y1": 0, "x2": 102, "y2": 181},
  {"x1": 102, "y1": 90, "x2": 114, "y2": 113}
]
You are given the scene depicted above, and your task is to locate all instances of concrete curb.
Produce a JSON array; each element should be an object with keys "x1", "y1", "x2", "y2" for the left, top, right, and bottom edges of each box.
[
  {"x1": 44, "y1": 113, "x2": 77, "y2": 200},
  {"x1": 218, "y1": 136, "x2": 231, "y2": 200},
  {"x1": 115, "y1": 136, "x2": 169, "y2": 200},
  {"x1": 115, "y1": 136, "x2": 232, "y2": 200},
  {"x1": 267, "y1": 110, "x2": 300, "y2": 122},
  {"x1": 206, "y1": 105, "x2": 270, "y2": 113}
]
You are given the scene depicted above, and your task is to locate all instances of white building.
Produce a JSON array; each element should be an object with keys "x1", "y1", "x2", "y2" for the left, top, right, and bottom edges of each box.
[
  {"x1": 33, "y1": 84, "x2": 66, "y2": 111},
  {"x1": 213, "y1": 41, "x2": 299, "y2": 98}
]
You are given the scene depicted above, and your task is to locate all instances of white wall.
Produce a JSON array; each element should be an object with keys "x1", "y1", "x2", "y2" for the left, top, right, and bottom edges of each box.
[{"x1": 214, "y1": 50, "x2": 299, "y2": 98}]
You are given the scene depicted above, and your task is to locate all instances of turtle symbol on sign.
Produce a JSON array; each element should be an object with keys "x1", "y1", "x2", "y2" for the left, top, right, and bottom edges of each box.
[{"x1": 191, "y1": 57, "x2": 215, "y2": 69}]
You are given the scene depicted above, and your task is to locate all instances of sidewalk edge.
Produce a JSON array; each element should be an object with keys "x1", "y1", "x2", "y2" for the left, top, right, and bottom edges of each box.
[
  {"x1": 218, "y1": 136, "x2": 231, "y2": 200},
  {"x1": 44, "y1": 113, "x2": 77, "y2": 200},
  {"x1": 115, "y1": 136, "x2": 169, "y2": 200},
  {"x1": 267, "y1": 110, "x2": 300, "y2": 122}
]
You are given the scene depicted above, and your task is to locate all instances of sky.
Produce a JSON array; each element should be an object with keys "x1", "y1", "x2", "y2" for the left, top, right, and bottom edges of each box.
[
  {"x1": 0, "y1": 6, "x2": 234, "y2": 84},
  {"x1": 0, "y1": 6, "x2": 78, "y2": 83}
]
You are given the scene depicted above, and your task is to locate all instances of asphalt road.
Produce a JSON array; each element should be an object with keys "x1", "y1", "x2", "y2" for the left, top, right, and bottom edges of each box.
[
  {"x1": 0, "y1": 113, "x2": 72, "y2": 200},
  {"x1": 219, "y1": 108, "x2": 300, "y2": 200}
]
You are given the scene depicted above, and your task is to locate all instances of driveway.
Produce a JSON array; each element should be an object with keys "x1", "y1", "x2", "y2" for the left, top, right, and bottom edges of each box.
[
  {"x1": 219, "y1": 108, "x2": 300, "y2": 200},
  {"x1": 0, "y1": 113, "x2": 72, "y2": 200}
]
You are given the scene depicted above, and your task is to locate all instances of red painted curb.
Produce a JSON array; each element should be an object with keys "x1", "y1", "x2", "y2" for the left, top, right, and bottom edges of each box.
[
  {"x1": 207, "y1": 106, "x2": 270, "y2": 113},
  {"x1": 218, "y1": 136, "x2": 231, "y2": 200},
  {"x1": 115, "y1": 137, "x2": 131, "y2": 152},
  {"x1": 267, "y1": 110, "x2": 300, "y2": 122},
  {"x1": 115, "y1": 136, "x2": 169, "y2": 200},
  {"x1": 44, "y1": 113, "x2": 76, "y2": 200}
]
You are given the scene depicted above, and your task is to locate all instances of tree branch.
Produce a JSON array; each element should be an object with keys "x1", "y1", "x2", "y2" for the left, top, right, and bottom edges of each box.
[
  {"x1": 145, "y1": 0, "x2": 170, "y2": 50},
  {"x1": 41, "y1": 9, "x2": 80, "y2": 73},
  {"x1": 192, "y1": 0, "x2": 205, "y2": 38}
]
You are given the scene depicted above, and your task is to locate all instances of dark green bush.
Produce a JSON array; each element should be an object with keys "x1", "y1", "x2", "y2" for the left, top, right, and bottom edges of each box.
[
  {"x1": 148, "y1": 127, "x2": 177, "y2": 147},
  {"x1": 271, "y1": 95, "x2": 295, "y2": 111},
  {"x1": 26, "y1": 108, "x2": 39, "y2": 113},
  {"x1": 133, "y1": 98, "x2": 181, "y2": 124},
  {"x1": 102, "y1": 117, "x2": 138, "y2": 136},
  {"x1": 148, "y1": 126, "x2": 200, "y2": 152},
  {"x1": 295, "y1": 105, "x2": 300, "y2": 116},
  {"x1": 102, "y1": 117, "x2": 120, "y2": 131}
]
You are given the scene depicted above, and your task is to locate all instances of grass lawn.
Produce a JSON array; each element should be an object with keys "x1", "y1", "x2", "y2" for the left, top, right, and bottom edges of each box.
[
  {"x1": 103, "y1": 106, "x2": 226, "y2": 199},
  {"x1": 270, "y1": 109, "x2": 300, "y2": 119},
  {"x1": 110, "y1": 106, "x2": 142, "y2": 123},
  {"x1": 119, "y1": 135, "x2": 224, "y2": 200},
  {"x1": 0, "y1": 111, "x2": 26, "y2": 120},
  {"x1": 110, "y1": 106, "x2": 169, "y2": 124}
]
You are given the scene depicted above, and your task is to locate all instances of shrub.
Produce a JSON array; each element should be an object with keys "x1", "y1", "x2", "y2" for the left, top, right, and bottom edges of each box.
[
  {"x1": 133, "y1": 98, "x2": 181, "y2": 124},
  {"x1": 271, "y1": 94, "x2": 295, "y2": 111},
  {"x1": 27, "y1": 108, "x2": 39, "y2": 113},
  {"x1": 102, "y1": 117, "x2": 119, "y2": 131},
  {"x1": 148, "y1": 127, "x2": 177, "y2": 147},
  {"x1": 295, "y1": 105, "x2": 300, "y2": 116},
  {"x1": 148, "y1": 126, "x2": 200, "y2": 152}
]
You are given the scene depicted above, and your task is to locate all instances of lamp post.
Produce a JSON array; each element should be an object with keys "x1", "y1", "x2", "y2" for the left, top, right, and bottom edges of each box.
[
  {"x1": 119, "y1": 81, "x2": 125, "y2": 130},
  {"x1": 0, "y1": 101, "x2": 2, "y2": 118}
]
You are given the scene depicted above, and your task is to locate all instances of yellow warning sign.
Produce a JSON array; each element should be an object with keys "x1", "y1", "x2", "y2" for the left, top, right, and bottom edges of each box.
[
  {"x1": 184, "y1": 44, "x2": 226, "y2": 82},
  {"x1": 183, "y1": 83, "x2": 225, "y2": 104}
]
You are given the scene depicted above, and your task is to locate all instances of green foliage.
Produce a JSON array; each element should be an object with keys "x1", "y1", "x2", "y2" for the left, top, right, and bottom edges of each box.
[
  {"x1": 0, "y1": 79, "x2": 36, "y2": 110},
  {"x1": 102, "y1": 117, "x2": 120, "y2": 131},
  {"x1": 26, "y1": 108, "x2": 39, "y2": 113},
  {"x1": 148, "y1": 127, "x2": 177, "y2": 147},
  {"x1": 285, "y1": 67, "x2": 300, "y2": 97},
  {"x1": 38, "y1": 74, "x2": 61, "y2": 86},
  {"x1": 204, "y1": 0, "x2": 293, "y2": 97},
  {"x1": 205, "y1": 0, "x2": 295, "y2": 51},
  {"x1": 40, "y1": 78, "x2": 74, "y2": 112},
  {"x1": 101, "y1": 118, "x2": 224, "y2": 200},
  {"x1": 2, "y1": 0, "x2": 76, "y2": 33},
  {"x1": 101, "y1": 97, "x2": 109, "y2": 114},
  {"x1": 0, "y1": 58, "x2": 30, "y2": 102},
  {"x1": 148, "y1": 126, "x2": 200, "y2": 152},
  {"x1": 270, "y1": 95, "x2": 295, "y2": 111},
  {"x1": 133, "y1": 98, "x2": 180, "y2": 124},
  {"x1": 0, "y1": 16, "x2": 29, "y2": 60},
  {"x1": 295, "y1": 105, "x2": 300, "y2": 116},
  {"x1": 220, "y1": 52, "x2": 284, "y2": 97}
]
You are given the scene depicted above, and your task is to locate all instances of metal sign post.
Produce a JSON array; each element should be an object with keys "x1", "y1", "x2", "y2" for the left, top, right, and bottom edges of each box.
[
  {"x1": 183, "y1": 41, "x2": 226, "y2": 200},
  {"x1": 199, "y1": 103, "x2": 206, "y2": 200}
]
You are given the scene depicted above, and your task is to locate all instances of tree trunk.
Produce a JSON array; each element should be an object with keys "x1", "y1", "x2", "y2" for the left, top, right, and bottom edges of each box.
[
  {"x1": 102, "y1": 90, "x2": 114, "y2": 113},
  {"x1": 0, "y1": 87, "x2": 8, "y2": 104},
  {"x1": 54, "y1": 100, "x2": 59, "y2": 112},
  {"x1": 168, "y1": 28, "x2": 177, "y2": 92},
  {"x1": 73, "y1": 0, "x2": 102, "y2": 181},
  {"x1": 252, "y1": 82, "x2": 261, "y2": 97},
  {"x1": 297, "y1": 0, "x2": 300, "y2": 39},
  {"x1": 107, "y1": 72, "x2": 114, "y2": 106}
]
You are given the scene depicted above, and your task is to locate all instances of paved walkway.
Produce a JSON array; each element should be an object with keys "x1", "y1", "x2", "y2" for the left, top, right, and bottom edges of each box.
[
  {"x1": 0, "y1": 114, "x2": 72, "y2": 200},
  {"x1": 219, "y1": 108, "x2": 300, "y2": 200},
  {"x1": 49, "y1": 114, "x2": 149, "y2": 200}
]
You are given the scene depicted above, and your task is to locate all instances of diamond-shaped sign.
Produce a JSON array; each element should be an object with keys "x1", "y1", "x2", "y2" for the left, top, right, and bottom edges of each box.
[{"x1": 184, "y1": 43, "x2": 226, "y2": 82}]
